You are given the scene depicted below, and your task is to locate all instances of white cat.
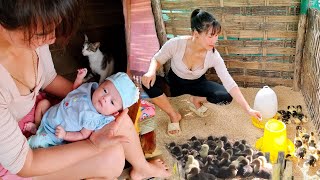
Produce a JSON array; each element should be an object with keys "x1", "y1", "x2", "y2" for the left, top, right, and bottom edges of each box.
[{"x1": 82, "y1": 34, "x2": 115, "y2": 83}]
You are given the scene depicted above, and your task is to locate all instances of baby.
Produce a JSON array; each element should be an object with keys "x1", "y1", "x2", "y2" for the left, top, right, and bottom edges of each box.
[{"x1": 28, "y1": 69, "x2": 139, "y2": 148}]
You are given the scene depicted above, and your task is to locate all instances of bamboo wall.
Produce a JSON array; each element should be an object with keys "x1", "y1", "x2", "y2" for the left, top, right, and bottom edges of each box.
[
  {"x1": 301, "y1": 8, "x2": 320, "y2": 132},
  {"x1": 160, "y1": 0, "x2": 301, "y2": 87}
]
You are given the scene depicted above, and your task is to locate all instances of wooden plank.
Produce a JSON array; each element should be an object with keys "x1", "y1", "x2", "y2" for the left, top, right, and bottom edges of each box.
[
  {"x1": 266, "y1": 47, "x2": 296, "y2": 55},
  {"x1": 226, "y1": 61, "x2": 294, "y2": 71},
  {"x1": 267, "y1": 31, "x2": 297, "y2": 39},
  {"x1": 282, "y1": 160, "x2": 293, "y2": 180},
  {"x1": 293, "y1": 15, "x2": 307, "y2": 91}
]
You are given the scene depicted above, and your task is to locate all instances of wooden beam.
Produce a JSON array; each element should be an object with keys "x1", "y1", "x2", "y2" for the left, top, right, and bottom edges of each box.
[{"x1": 293, "y1": 15, "x2": 307, "y2": 91}]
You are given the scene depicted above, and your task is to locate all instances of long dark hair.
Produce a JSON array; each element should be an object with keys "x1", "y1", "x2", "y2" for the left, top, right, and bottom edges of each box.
[
  {"x1": 191, "y1": 9, "x2": 221, "y2": 35},
  {"x1": 0, "y1": 0, "x2": 83, "y2": 45}
]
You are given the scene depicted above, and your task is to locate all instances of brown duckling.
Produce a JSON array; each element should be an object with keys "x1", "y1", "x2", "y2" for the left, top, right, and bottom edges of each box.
[
  {"x1": 187, "y1": 167, "x2": 217, "y2": 180},
  {"x1": 218, "y1": 152, "x2": 231, "y2": 167},
  {"x1": 251, "y1": 158, "x2": 272, "y2": 179},
  {"x1": 215, "y1": 164, "x2": 238, "y2": 179},
  {"x1": 236, "y1": 156, "x2": 253, "y2": 178}
]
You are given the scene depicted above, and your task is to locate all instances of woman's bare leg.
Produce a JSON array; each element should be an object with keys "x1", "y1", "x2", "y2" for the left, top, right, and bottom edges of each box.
[
  {"x1": 150, "y1": 94, "x2": 181, "y2": 134},
  {"x1": 115, "y1": 113, "x2": 171, "y2": 180},
  {"x1": 34, "y1": 144, "x2": 125, "y2": 180}
]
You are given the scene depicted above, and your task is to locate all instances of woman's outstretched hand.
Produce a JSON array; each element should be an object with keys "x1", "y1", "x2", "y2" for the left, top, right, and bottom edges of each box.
[
  {"x1": 142, "y1": 71, "x2": 156, "y2": 89},
  {"x1": 247, "y1": 108, "x2": 262, "y2": 121},
  {"x1": 89, "y1": 109, "x2": 130, "y2": 150}
]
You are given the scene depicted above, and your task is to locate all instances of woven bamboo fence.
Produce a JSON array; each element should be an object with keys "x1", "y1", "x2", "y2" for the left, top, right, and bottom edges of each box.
[
  {"x1": 156, "y1": 0, "x2": 301, "y2": 88},
  {"x1": 300, "y1": 8, "x2": 320, "y2": 132}
]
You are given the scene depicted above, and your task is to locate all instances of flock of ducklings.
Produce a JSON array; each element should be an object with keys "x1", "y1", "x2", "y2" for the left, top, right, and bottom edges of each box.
[
  {"x1": 277, "y1": 105, "x2": 320, "y2": 178},
  {"x1": 167, "y1": 136, "x2": 272, "y2": 180},
  {"x1": 276, "y1": 105, "x2": 308, "y2": 125}
]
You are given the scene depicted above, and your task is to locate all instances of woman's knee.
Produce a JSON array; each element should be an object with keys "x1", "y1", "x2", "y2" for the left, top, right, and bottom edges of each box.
[{"x1": 99, "y1": 145, "x2": 125, "y2": 177}]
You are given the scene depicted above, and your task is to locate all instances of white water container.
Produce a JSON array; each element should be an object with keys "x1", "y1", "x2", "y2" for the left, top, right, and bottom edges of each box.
[{"x1": 253, "y1": 86, "x2": 278, "y2": 120}]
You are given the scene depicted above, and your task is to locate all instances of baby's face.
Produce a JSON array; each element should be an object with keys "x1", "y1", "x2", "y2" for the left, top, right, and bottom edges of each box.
[{"x1": 92, "y1": 80, "x2": 123, "y2": 116}]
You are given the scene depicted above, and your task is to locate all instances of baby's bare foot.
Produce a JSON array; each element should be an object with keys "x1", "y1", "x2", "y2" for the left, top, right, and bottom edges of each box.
[
  {"x1": 24, "y1": 122, "x2": 37, "y2": 134},
  {"x1": 130, "y1": 159, "x2": 171, "y2": 180}
]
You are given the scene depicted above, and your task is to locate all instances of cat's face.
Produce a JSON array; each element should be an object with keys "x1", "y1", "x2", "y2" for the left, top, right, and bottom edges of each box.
[{"x1": 82, "y1": 40, "x2": 101, "y2": 56}]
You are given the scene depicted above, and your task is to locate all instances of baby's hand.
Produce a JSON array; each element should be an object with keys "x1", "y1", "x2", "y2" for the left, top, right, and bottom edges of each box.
[
  {"x1": 77, "y1": 68, "x2": 88, "y2": 79},
  {"x1": 55, "y1": 125, "x2": 66, "y2": 139}
]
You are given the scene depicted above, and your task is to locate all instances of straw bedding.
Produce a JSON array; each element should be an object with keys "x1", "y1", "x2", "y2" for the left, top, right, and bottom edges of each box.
[{"x1": 151, "y1": 86, "x2": 317, "y2": 179}]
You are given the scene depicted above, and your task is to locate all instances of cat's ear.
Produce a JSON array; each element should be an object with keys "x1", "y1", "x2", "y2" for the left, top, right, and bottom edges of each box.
[
  {"x1": 84, "y1": 34, "x2": 88, "y2": 42},
  {"x1": 93, "y1": 42, "x2": 101, "y2": 49}
]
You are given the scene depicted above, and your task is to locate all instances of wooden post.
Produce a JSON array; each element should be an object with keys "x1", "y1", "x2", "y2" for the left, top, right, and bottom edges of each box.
[
  {"x1": 151, "y1": 0, "x2": 170, "y2": 76},
  {"x1": 293, "y1": 0, "x2": 309, "y2": 91},
  {"x1": 151, "y1": 0, "x2": 167, "y2": 46}
]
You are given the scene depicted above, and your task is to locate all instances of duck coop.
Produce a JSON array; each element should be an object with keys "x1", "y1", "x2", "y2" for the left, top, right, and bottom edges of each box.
[{"x1": 151, "y1": 0, "x2": 320, "y2": 132}]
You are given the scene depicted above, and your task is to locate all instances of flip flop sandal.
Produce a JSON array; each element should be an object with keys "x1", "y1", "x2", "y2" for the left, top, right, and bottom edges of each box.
[
  {"x1": 189, "y1": 104, "x2": 210, "y2": 117},
  {"x1": 167, "y1": 122, "x2": 181, "y2": 137}
]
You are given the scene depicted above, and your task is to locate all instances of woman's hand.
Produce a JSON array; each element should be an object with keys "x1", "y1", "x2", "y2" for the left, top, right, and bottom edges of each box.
[
  {"x1": 247, "y1": 108, "x2": 262, "y2": 121},
  {"x1": 89, "y1": 109, "x2": 130, "y2": 150},
  {"x1": 142, "y1": 71, "x2": 156, "y2": 89}
]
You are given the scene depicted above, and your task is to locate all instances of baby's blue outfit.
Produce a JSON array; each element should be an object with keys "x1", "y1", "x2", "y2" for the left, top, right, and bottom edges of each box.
[{"x1": 28, "y1": 82, "x2": 114, "y2": 148}]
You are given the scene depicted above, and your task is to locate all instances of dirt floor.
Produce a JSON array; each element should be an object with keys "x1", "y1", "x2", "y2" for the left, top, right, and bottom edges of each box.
[{"x1": 144, "y1": 86, "x2": 319, "y2": 180}]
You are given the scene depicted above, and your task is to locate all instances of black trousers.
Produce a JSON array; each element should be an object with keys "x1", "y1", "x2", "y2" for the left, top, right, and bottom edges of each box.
[{"x1": 142, "y1": 69, "x2": 233, "y2": 104}]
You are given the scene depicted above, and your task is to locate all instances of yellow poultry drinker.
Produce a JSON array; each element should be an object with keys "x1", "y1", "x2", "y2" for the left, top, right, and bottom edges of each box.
[{"x1": 255, "y1": 119, "x2": 295, "y2": 163}]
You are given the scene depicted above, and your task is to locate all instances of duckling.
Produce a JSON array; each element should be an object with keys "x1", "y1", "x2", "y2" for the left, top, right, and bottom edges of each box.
[
  {"x1": 206, "y1": 140, "x2": 216, "y2": 149},
  {"x1": 236, "y1": 156, "x2": 253, "y2": 178},
  {"x1": 207, "y1": 135, "x2": 214, "y2": 141},
  {"x1": 296, "y1": 105, "x2": 303, "y2": 114},
  {"x1": 192, "y1": 140, "x2": 202, "y2": 151},
  {"x1": 288, "y1": 105, "x2": 296, "y2": 114},
  {"x1": 305, "y1": 154, "x2": 317, "y2": 167},
  {"x1": 219, "y1": 136, "x2": 228, "y2": 144},
  {"x1": 187, "y1": 167, "x2": 217, "y2": 180},
  {"x1": 171, "y1": 145, "x2": 183, "y2": 159},
  {"x1": 252, "y1": 151, "x2": 264, "y2": 159},
  {"x1": 215, "y1": 164, "x2": 238, "y2": 179},
  {"x1": 258, "y1": 156, "x2": 273, "y2": 171},
  {"x1": 294, "y1": 130, "x2": 303, "y2": 148},
  {"x1": 199, "y1": 144, "x2": 209, "y2": 159},
  {"x1": 233, "y1": 141, "x2": 240, "y2": 147},
  {"x1": 167, "y1": 142, "x2": 176, "y2": 149},
  {"x1": 202, "y1": 155, "x2": 215, "y2": 173},
  {"x1": 291, "y1": 111, "x2": 301, "y2": 124},
  {"x1": 225, "y1": 149, "x2": 233, "y2": 157},
  {"x1": 238, "y1": 143, "x2": 246, "y2": 152},
  {"x1": 214, "y1": 140, "x2": 225, "y2": 156},
  {"x1": 230, "y1": 155, "x2": 245, "y2": 168},
  {"x1": 218, "y1": 152, "x2": 231, "y2": 167},
  {"x1": 295, "y1": 146, "x2": 307, "y2": 159},
  {"x1": 309, "y1": 132, "x2": 316, "y2": 143},
  {"x1": 189, "y1": 149, "x2": 199, "y2": 158},
  {"x1": 302, "y1": 133, "x2": 311, "y2": 144},
  {"x1": 181, "y1": 143, "x2": 191, "y2": 150},
  {"x1": 300, "y1": 114, "x2": 308, "y2": 123},
  {"x1": 185, "y1": 155, "x2": 200, "y2": 174},
  {"x1": 224, "y1": 142, "x2": 232, "y2": 150},
  {"x1": 190, "y1": 136, "x2": 198, "y2": 141},
  {"x1": 251, "y1": 158, "x2": 272, "y2": 179}
]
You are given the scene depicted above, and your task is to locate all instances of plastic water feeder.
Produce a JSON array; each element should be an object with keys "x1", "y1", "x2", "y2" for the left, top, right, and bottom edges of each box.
[
  {"x1": 255, "y1": 119, "x2": 295, "y2": 163},
  {"x1": 252, "y1": 86, "x2": 278, "y2": 129}
]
